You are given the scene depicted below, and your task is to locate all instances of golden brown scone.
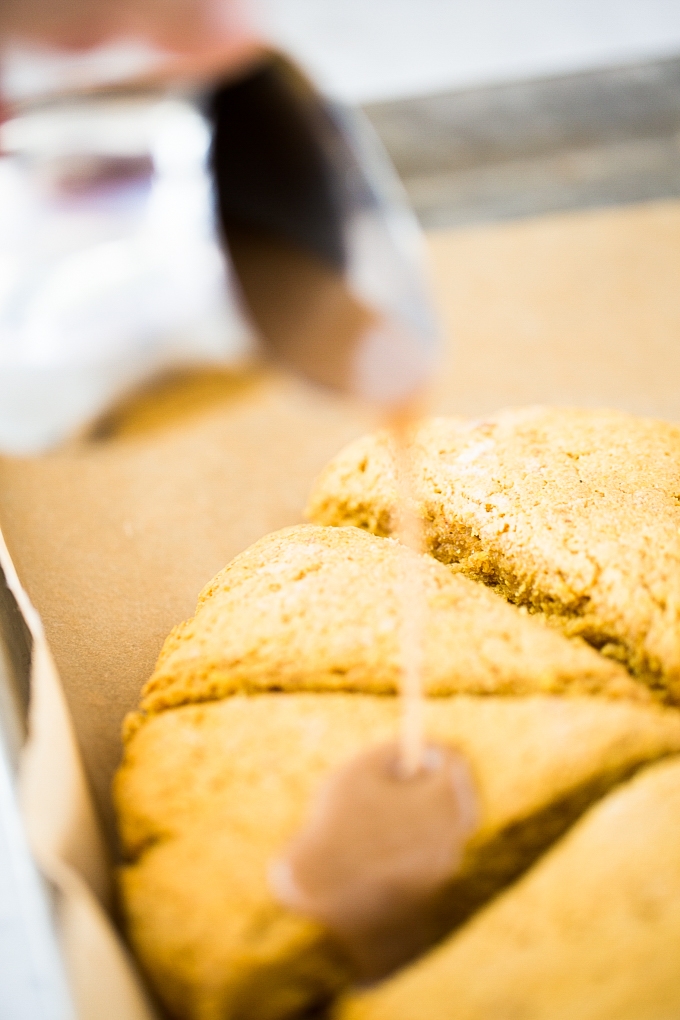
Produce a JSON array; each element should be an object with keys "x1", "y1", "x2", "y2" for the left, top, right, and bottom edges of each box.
[
  {"x1": 138, "y1": 523, "x2": 646, "y2": 716},
  {"x1": 336, "y1": 755, "x2": 680, "y2": 1020},
  {"x1": 115, "y1": 693, "x2": 680, "y2": 1020},
  {"x1": 307, "y1": 408, "x2": 680, "y2": 699}
]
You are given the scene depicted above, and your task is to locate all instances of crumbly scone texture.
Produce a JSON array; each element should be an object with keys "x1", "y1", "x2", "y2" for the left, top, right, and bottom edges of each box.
[
  {"x1": 137, "y1": 523, "x2": 646, "y2": 716},
  {"x1": 336, "y1": 755, "x2": 680, "y2": 1020},
  {"x1": 115, "y1": 694, "x2": 680, "y2": 1020},
  {"x1": 306, "y1": 408, "x2": 680, "y2": 700}
]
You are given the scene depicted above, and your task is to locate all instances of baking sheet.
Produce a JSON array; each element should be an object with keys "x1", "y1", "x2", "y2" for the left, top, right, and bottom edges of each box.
[{"x1": 2, "y1": 197, "x2": 680, "y2": 1017}]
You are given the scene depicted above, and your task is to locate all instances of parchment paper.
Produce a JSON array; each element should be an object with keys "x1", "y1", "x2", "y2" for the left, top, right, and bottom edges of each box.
[{"x1": 2, "y1": 197, "x2": 680, "y2": 1017}]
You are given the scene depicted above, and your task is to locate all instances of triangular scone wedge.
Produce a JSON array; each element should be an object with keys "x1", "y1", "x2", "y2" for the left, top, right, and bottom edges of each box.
[
  {"x1": 337, "y1": 755, "x2": 680, "y2": 1020},
  {"x1": 139, "y1": 524, "x2": 644, "y2": 715},
  {"x1": 114, "y1": 693, "x2": 680, "y2": 1020},
  {"x1": 307, "y1": 408, "x2": 680, "y2": 700}
]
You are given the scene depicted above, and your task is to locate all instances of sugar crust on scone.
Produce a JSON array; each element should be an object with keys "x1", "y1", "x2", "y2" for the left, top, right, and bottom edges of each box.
[
  {"x1": 307, "y1": 408, "x2": 680, "y2": 700},
  {"x1": 137, "y1": 523, "x2": 645, "y2": 718}
]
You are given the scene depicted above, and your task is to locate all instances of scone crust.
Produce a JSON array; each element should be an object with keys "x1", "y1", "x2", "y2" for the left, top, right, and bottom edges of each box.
[
  {"x1": 116, "y1": 694, "x2": 680, "y2": 1020},
  {"x1": 307, "y1": 408, "x2": 680, "y2": 699},
  {"x1": 139, "y1": 523, "x2": 644, "y2": 715}
]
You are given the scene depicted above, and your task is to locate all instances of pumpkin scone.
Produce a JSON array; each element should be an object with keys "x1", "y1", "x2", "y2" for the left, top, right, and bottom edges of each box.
[
  {"x1": 114, "y1": 693, "x2": 680, "y2": 1020},
  {"x1": 138, "y1": 523, "x2": 645, "y2": 715},
  {"x1": 307, "y1": 408, "x2": 680, "y2": 699},
  {"x1": 336, "y1": 755, "x2": 680, "y2": 1020}
]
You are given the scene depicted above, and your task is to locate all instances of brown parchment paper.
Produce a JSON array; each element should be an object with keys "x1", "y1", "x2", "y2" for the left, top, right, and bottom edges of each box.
[{"x1": 3, "y1": 197, "x2": 680, "y2": 1017}]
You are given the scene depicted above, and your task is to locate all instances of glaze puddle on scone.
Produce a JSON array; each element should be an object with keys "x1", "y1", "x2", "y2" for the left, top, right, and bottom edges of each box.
[
  {"x1": 270, "y1": 739, "x2": 478, "y2": 981},
  {"x1": 335, "y1": 756, "x2": 680, "y2": 1020},
  {"x1": 307, "y1": 408, "x2": 680, "y2": 701}
]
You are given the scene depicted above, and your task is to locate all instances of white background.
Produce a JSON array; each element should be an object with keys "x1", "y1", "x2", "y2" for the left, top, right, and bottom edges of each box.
[{"x1": 256, "y1": 0, "x2": 680, "y2": 103}]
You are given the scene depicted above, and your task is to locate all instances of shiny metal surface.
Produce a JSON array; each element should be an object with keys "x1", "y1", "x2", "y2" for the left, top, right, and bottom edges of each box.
[
  {"x1": 211, "y1": 54, "x2": 440, "y2": 406},
  {"x1": 0, "y1": 52, "x2": 440, "y2": 455},
  {"x1": 0, "y1": 91, "x2": 252, "y2": 454}
]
